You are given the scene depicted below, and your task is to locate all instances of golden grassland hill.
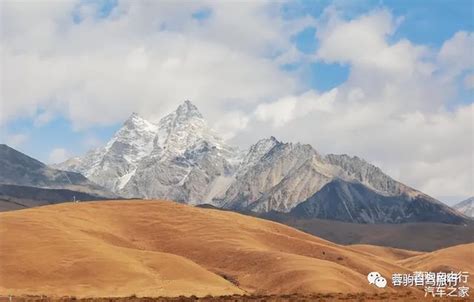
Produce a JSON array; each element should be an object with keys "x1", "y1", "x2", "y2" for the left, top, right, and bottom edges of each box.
[{"x1": 0, "y1": 200, "x2": 472, "y2": 298}]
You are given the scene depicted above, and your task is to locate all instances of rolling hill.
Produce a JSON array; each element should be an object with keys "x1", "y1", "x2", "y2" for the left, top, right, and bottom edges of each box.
[{"x1": 0, "y1": 200, "x2": 472, "y2": 298}]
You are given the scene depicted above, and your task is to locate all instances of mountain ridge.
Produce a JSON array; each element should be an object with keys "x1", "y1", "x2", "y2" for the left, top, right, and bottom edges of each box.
[
  {"x1": 0, "y1": 144, "x2": 112, "y2": 195},
  {"x1": 0, "y1": 144, "x2": 115, "y2": 210},
  {"x1": 54, "y1": 101, "x2": 467, "y2": 224},
  {"x1": 290, "y1": 178, "x2": 465, "y2": 224}
]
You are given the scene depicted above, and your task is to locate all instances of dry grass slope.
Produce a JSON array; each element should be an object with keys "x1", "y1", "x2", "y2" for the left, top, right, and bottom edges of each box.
[{"x1": 0, "y1": 200, "x2": 472, "y2": 298}]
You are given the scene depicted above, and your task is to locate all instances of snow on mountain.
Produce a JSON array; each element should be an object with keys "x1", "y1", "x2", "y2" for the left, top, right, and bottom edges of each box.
[
  {"x1": 235, "y1": 136, "x2": 279, "y2": 177},
  {"x1": 453, "y1": 197, "x2": 474, "y2": 217},
  {"x1": 218, "y1": 139, "x2": 332, "y2": 212},
  {"x1": 152, "y1": 100, "x2": 237, "y2": 160},
  {"x1": 55, "y1": 112, "x2": 158, "y2": 192},
  {"x1": 56, "y1": 100, "x2": 240, "y2": 204},
  {"x1": 55, "y1": 100, "x2": 467, "y2": 224},
  {"x1": 219, "y1": 140, "x2": 428, "y2": 214}
]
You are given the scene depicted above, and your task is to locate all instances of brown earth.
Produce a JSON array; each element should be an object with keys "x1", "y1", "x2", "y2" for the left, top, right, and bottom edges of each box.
[
  {"x1": 398, "y1": 243, "x2": 474, "y2": 288},
  {"x1": 0, "y1": 200, "x2": 472, "y2": 299}
]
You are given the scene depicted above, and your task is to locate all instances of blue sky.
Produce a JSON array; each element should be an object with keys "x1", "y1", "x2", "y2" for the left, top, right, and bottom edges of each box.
[{"x1": 1, "y1": 0, "x2": 473, "y2": 201}]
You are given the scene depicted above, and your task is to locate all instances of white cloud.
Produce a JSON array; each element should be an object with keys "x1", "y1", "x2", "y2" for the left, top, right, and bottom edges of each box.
[
  {"x1": 213, "y1": 111, "x2": 250, "y2": 140},
  {"x1": 4, "y1": 133, "x2": 29, "y2": 148},
  {"x1": 1, "y1": 2, "x2": 473, "y2": 201},
  {"x1": 254, "y1": 89, "x2": 336, "y2": 127},
  {"x1": 236, "y1": 8, "x2": 473, "y2": 200},
  {"x1": 0, "y1": 0, "x2": 305, "y2": 129},
  {"x1": 316, "y1": 9, "x2": 397, "y2": 64},
  {"x1": 48, "y1": 148, "x2": 70, "y2": 164},
  {"x1": 438, "y1": 31, "x2": 474, "y2": 80}
]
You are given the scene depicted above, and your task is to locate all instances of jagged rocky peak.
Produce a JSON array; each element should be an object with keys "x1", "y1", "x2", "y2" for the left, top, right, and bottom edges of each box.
[
  {"x1": 53, "y1": 100, "x2": 463, "y2": 224},
  {"x1": 127, "y1": 111, "x2": 141, "y2": 120},
  {"x1": 158, "y1": 100, "x2": 206, "y2": 129},
  {"x1": 249, "y1": 136, "x2": 281, "y2": 153},
  {"x1": 120, "y1": 112, "x2": 157, "y2": 132},
  {"x1": 175, "y1": 100, "x2": 203, "y2": 119},
  {"x1": 257, "y1": 136, "x2": 281, "y2": 149},
  {"x1": 157, "y1": 100, "x2": 205, "y2": 132},
  {"x1": 153, "y1": 100, "x2": 238, "y2": 161},
  {"x1": 324, "y1": 153, "x2": 407, "y2": 196},
  {"x1": 239, "y1": 137, "x2": 280, "y2": 168}
]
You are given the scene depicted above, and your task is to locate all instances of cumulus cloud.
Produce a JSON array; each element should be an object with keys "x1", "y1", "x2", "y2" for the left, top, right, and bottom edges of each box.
[
  {"x1": 213, "y1": 111, "x2": 250, "y2": 140},
  {"x1": 254, "y1": 89, "x2": 336, "y2": 127},
  {"x1": 0, "y1": 0, "x2": 306, "y2": 129},
  {"x1": 438, "y1": 31, "x2": 474, "y2": 81},
  {"x1": 0, "y1": 1, "x2": 473, "y2": 200},
  {"x1": 237, "y1": 8, "x2": 474, "y2": 200}
]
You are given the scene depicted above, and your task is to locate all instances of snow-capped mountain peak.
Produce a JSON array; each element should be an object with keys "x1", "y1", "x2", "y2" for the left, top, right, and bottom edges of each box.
[
  {"x1": 55, "y1": 100, "x2": 466, "y2": 224},
  {"x1": 237, "y1": 136, "x2": 280, "y2": 177},
  {"x1": 176, "y1": 100, "x2": 203, "y2": 119},
  {"x1": 57, "y1": 100, "x2": 240, "y2": 201},
  {"x1": 106, "y1": 112, "x2": 158, "y2": 151},
  {"x1": 153, "y1": 100, "x2": 235, "y2": 159}
]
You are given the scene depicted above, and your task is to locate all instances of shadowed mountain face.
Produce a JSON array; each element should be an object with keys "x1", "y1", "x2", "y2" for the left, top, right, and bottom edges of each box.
[
  {"x1": 0, "y1": 144, "x2": 115, "y2": 210},
  {"x1": 0, "y1": 144, "x2": 88, "y2": 188},
  {"x1": 290, "y1": 179, "x2": 466, "y2": 224}
]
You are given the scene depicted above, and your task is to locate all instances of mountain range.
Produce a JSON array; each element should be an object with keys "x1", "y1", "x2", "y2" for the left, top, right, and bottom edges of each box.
[
  {"x1": 54, "y1": 101, "x2": 467, "y2": 224},
  {"x1": 0, "y1": 144, "x2": 115, "y2": 211}
]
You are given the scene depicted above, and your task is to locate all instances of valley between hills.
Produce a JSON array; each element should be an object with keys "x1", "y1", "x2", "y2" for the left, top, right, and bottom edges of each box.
[{"x1": 0, "y1": 200, "x2": 472, "y2": 300}]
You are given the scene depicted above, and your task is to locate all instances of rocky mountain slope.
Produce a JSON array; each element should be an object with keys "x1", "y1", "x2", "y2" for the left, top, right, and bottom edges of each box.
[
  {"x1": 56, "y1": 101, "x2": 240, "y2": 203},
  {"x1": 55, "y1": 101, "x2": 466, "y2": 224},
  {"x1": 0, "y1": 144, "x2": 113, "y2": 196},
  {"x1": 56, "y1": 112, "x2": 159, "y2": 192},
  {"x1": 0, "y1": 144, "x2": 115, "y2": 210},
  {"x1": 452, "y1": 197, "x2": 473, "y2": 217},
  {"x1": 290, "y1": 179, "x2": 465, "y2": 224}
]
